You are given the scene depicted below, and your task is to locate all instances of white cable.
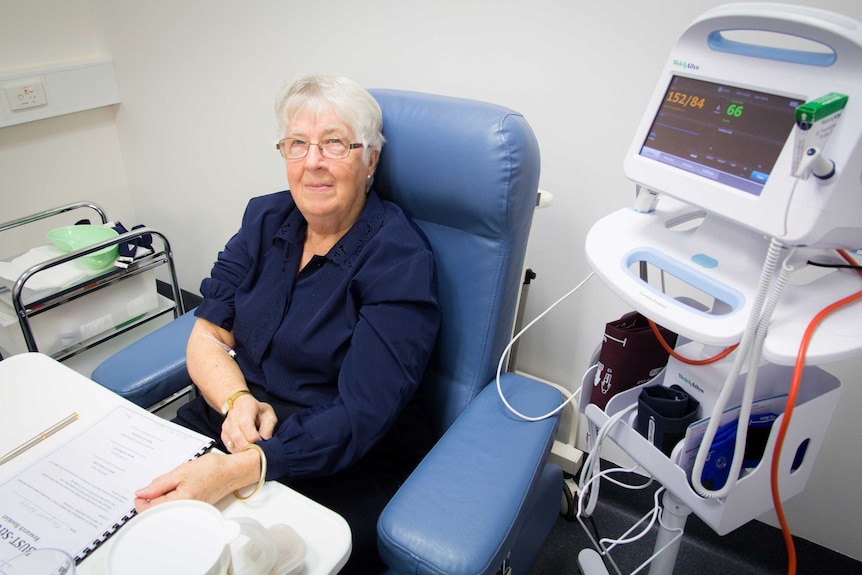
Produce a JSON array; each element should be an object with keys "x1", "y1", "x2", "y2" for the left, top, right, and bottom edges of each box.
[
  {"x1": 581, "y1": 405, "x2": 635, "y2": 494},
  {"x1": 495, "y1": 272, "x2": 595, "y2": 422},
  {"x1": 575, "y1": 463, "x2": 643, "y2": 575},
  {"x1": 625, "y1": 490, "x2": 686, "y2": 575},
  {"x1": 577, "y1": 464, "x2": 641, "y2": 519},
  {"x1": 601, "y1": 469, "x2": 654, "y2": 491},
  {"x1": 599, "y1": 487, "x2": 665, "y2": 550},
  {"x1": 780, "y1": 175, "x2": 802, "y2": 238},
  {"x1": 579, "y1": 402, "x2": 639, "y2": 516},
  {"x1": 705, "y1": 248, "x2": 795, "y2": 497},
  {"x1": 689, "y1": 241, "x2": 777, "y2": 498},
  {"x1": 690, "y1": 239, "x2": 789, "y2": 498},
  {"x1": 577, "y1": 461, "x2": 651, "y2": 522},
  {"x1": 578, "y1": 367, "x2": 666, "y2": 509},
  {"x1": 577, "y1": 479, "x2": 672, "y2": 575}
]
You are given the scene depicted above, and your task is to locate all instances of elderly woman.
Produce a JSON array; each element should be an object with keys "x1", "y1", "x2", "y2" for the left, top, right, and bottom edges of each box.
[{"x1": 134, "y1": 74, "x2": 441, "y2": 573}]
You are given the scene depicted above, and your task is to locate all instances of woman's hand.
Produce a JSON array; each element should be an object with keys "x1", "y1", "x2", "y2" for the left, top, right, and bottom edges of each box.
[
  {"x1": 134, "y1": 449, "x2": 261, "y2": 512},
  {"x1": 221, "y1": 394, "x2": 278, "y2": 453}
]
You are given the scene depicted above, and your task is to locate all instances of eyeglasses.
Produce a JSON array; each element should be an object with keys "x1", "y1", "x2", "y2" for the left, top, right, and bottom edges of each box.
[{"x1": 276, "y1": 137, "x2": 364, "y2": 160}]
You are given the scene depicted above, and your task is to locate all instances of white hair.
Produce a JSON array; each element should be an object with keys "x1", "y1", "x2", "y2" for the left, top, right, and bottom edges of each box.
[{"x1": 274, "y1": 74, "x2": 385, "y2": 166}]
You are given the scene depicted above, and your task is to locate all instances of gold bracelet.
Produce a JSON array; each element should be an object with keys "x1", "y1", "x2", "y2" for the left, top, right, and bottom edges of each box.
[{"x1": 233, "y1": 443, "x2": 267, "y2": 501}]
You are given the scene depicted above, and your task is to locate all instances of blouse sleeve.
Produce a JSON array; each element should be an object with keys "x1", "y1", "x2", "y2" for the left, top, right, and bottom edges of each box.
[{"x1": 195, "y1": 195, "x2": 283, "y2": 331}]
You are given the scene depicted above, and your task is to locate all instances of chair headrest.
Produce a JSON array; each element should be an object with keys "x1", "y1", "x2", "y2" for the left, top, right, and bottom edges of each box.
[{"x1": 370, "y1": 89, "x2": 540, "y2": 237}]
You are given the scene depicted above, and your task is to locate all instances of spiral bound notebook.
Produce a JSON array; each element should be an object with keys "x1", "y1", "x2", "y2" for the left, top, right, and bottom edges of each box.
[{"x1": 0, "y1": 404, "x2": 214, "y2": 565}]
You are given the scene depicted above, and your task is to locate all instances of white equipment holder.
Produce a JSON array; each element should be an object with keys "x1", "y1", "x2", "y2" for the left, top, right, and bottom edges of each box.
[{"x1": 581, "y1": 3, "x2": 862, "y2": 574}]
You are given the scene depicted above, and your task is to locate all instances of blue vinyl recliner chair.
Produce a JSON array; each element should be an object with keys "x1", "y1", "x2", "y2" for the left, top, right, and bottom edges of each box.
[{"x1": 91, "y1": 89, "x2": 563, "y2": 574}]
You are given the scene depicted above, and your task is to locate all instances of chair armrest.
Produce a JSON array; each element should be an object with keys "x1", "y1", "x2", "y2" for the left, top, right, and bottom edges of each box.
[
  {"x1": 378, "y1": 373, "x2": 562, "y2": 575},
  {"x1": 90, "y1": 309, "x2": 197, "y2": 408}
]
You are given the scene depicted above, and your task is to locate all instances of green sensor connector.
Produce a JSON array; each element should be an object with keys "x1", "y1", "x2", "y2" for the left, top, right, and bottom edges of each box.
[{"x1": 796, "y1": 92, "x2": 849, "y2": 129}]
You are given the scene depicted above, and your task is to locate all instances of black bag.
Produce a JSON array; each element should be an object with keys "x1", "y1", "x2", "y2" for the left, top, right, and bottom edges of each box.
[{"x1": 636, "y1": 384, "x2": 699, "y2": 456}]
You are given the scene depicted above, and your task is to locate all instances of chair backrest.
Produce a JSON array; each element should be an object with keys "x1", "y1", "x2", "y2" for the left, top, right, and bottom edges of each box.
[{"x1": 369, "y1": 89, "x2": 540, "y2": 436}]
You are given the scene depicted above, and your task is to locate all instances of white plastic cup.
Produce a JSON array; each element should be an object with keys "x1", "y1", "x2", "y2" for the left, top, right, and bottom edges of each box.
[{"x1": 104, "y1": 501, "x2": 276, "y2": 575}]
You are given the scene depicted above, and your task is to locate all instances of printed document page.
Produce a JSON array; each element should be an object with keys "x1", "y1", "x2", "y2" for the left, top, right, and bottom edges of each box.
[{"x1": 0, "y1": 405, "x2": 213, "y2": 564}]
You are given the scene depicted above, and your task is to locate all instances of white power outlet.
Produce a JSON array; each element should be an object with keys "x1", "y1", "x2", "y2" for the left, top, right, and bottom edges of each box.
[{"x1": 5, "y1": 79, "x2": 48, "y2": 110}]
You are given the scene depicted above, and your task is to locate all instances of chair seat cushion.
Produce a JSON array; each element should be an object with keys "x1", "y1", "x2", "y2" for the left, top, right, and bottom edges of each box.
[{"x1": 91, "y1": 309, "x2": 197, "y2": 408}]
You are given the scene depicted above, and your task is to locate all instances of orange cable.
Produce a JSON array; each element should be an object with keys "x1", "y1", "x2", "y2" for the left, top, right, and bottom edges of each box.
[
  {"x1": 770, "y1": 249, "x2": 862, "y2": 575},
  {"x1": 649, "y1": 318, "x2": 738, "y2": 364}
]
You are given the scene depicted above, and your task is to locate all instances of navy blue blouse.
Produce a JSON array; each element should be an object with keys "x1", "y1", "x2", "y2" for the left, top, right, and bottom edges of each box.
[{"x1": 195, "y1": 190, "x2": 440, "y2": 480}]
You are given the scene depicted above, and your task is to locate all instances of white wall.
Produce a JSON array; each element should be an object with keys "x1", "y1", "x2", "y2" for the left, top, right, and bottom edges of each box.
[
  {"x1": 0, "y1": 0, "x2": 135, "y2": 257},
  {"x1": 3, "y1": 0, "x2": 862, "y2": 562}
]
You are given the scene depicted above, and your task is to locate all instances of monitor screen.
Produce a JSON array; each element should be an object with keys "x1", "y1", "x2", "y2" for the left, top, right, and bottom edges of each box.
[{"x1": 639, "y1": 76, "x2": 800, "y2": 196}]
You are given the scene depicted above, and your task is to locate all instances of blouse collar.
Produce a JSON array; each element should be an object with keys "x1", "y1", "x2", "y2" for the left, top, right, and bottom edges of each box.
[{"x1": 276, "y1": 189, "x2": 387, "y2": 270}]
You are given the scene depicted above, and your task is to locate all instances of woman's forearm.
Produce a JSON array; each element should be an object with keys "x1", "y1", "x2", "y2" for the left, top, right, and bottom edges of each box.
[{"x1": 186, "y1": 318, "x2": 248, "y2": 412}]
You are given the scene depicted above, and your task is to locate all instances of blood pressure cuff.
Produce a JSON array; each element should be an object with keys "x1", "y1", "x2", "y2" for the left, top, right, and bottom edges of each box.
[
  {"x1": 700, "y1": 412, "x2": 778, "y2": 490},
  {"x1": 590, "y1": 311, "x2": 678, "y2": 410},
  {"x1": 636, "y1": 384, "x2": 699, "y2": 456}
]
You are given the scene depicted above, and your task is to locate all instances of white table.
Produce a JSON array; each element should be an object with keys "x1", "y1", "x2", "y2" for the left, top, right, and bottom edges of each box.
[{"x1": 0, "y1": 353, "x2": 351, "y2": 574}]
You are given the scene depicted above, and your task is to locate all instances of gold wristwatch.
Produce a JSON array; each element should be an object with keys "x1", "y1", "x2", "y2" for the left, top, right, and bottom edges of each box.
[{"x1": 221, "y1": 389, "x2": 252, "y2": 416}]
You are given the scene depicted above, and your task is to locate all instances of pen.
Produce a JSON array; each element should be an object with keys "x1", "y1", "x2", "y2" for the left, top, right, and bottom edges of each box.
[{"x1": 0, "y1": 412, "x2": 79, "y2": 465}]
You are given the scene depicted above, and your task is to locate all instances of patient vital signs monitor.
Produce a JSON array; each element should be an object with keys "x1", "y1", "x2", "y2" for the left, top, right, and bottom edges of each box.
[
  {"x1": 580, "y1": 5, "x2": 862, "y2": 574},
  {"x1": 625, "y1": 3, "x2": 862, "y2": 250},
  {"x1": 588, "y1": 3, "x2": 862, "y2": 354}
]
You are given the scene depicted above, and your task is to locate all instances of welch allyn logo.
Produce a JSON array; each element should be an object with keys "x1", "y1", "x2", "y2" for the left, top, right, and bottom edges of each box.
[
  {"x1": 677, "y1": 372, "x2": 704, "y2": 394},
  {"x1": 672, "y1": 59, "x2": 701, "y2": 71}
]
